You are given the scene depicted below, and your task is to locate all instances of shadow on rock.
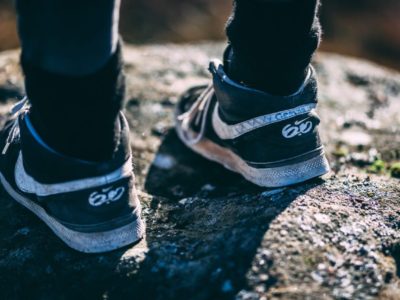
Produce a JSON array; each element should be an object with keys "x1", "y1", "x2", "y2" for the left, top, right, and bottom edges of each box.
[
  {"x1": 144, "y1": 129, "x2": 264, "y2": 199},
  {"x1": 105, "y1": 130, "x2": 323, "y2": 300}
]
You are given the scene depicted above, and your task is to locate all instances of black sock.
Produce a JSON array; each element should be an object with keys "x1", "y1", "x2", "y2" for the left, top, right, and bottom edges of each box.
[
  {"x1": 21, "y1": 43, "x2": 125, "y2": 162},
  {"x1": 225, "y1": 0, "x2": 321, "y2": 96}
]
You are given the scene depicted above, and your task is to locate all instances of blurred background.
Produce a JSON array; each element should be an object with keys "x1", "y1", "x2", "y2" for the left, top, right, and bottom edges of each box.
[{"x1": 0, "y1": 0, "x2": 399, "y2": 70}]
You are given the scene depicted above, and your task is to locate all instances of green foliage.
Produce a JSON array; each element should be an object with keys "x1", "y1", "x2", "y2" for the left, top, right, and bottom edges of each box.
[
  {"x1": 390, "y1": 162, "x2": 400, "y2": 179},
  {"x1": 367, "y1": 160, "x2": 400, "y2": 179},
  {"x1": 332, "y1": 145, "x2": 349, "y2": 158},
  {"x1": 367, "y1": 160, "x2": 386, "y2": 174}
]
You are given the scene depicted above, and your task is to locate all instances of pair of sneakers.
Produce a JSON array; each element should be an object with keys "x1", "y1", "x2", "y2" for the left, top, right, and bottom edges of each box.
[{"x1": 0, "y1": 54, "x2": 329, "y2": 253}]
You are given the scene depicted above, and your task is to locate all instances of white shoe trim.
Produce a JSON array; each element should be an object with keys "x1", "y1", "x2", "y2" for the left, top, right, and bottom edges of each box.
[
  {"x1": 15, "y1": 151, "x2": 133, "y2": 196},
  {"x1": 212, "y1": 102, "x2": 317, "y2": 140}
]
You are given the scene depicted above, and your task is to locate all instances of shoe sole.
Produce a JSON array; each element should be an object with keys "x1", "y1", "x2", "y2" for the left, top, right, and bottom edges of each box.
[
  {"x1": 0, "y1": 173, "x2": 145, "y2": 253},
  {"x1": 176, "y1": 124, "x2": 330, "y2": 188}
]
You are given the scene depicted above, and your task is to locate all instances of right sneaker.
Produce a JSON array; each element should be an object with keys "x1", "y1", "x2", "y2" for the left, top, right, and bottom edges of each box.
[
  {"x1": 175, "y1": 59, "x2": 330, "y2": 187},
  {"x1": 0, "y1": 98, "x2": 144, "y2": 253}
]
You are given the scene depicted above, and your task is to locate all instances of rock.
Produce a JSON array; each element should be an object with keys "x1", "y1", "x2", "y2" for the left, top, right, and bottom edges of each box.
[{"x1": 0, "y1": 43, "x2": 399, "y2": 300}]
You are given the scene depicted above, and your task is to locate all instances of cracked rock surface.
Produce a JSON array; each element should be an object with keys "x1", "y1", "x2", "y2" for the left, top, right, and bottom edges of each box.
[{"x1": 0, "y1": 43, "x2": 399, "y2": 300}]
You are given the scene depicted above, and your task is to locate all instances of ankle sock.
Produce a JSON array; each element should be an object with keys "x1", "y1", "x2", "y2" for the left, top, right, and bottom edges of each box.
[
  {"x1": 21, "y1": 43, "x2": 125, "y2": 162},
  {"x1": 225, "y1": 0, "x2": 321, "y2": 96}
]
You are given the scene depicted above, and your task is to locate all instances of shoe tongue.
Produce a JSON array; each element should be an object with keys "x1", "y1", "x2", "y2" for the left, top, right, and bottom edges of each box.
[{"x1": 209, "y1": 60, "x2": 318, "y2": 124}]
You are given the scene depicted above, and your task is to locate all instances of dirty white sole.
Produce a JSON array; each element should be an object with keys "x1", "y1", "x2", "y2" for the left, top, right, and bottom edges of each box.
[
  {"x1": 176, "y1": 126, "x2": 330, "y2": 188},
  {"x1": 0, "y1": 173, "x2": 145, "y2": 253}
]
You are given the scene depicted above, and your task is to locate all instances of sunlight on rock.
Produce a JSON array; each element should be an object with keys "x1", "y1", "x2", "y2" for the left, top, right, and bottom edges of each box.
[
  {"x1": 121, "y1": 240, "x2": 149, "y2": 262},
  {"x1": 341, "y1": 131, "x2": 372, "y2": 147}
]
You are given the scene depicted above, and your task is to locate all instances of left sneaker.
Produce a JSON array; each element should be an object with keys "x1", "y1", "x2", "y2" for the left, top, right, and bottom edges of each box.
[
  {"x1": 0, "y1": 98, "x2": 144, "y2": 253},
  {"x1": 175, "y1": 59, "x2": 330, "y2": 187}
]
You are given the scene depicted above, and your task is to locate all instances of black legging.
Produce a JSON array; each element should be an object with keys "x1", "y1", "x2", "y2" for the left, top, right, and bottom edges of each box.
[
  {"x1": 16, "y1": 0, "x2": 120, "y2": 76},
  {"x1": 227, "y1": 0, "x2": 321, "y2": 95},
  {"x1": 16, "y1": 0, "x2": 123, "y2": 161},
  {"x1": 15, "y1": 0, "x2": 321, "y2": 161}
]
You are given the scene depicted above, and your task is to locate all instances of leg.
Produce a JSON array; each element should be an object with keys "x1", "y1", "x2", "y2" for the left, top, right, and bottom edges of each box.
[
  {"x1": 16, "y1": 0, "x2": 123, "y2": 161},
  {"x1": 176, "y1": 0, "x2": 329, "y2": 187},
  {"x1": 226, "y1": 0, "x2": 321, "y2": 96},
  {"x1": 0, "y1": 0, "x2": 144, "y2": 253}
]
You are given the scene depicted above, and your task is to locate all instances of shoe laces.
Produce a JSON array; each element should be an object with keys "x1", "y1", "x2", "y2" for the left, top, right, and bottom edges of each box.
[
  {"x1": 177, "y1": 85, "x2": 214, "y2": 145},
  {"x1": 2, "y1": 97, "x2": 30, "y2": 155}
]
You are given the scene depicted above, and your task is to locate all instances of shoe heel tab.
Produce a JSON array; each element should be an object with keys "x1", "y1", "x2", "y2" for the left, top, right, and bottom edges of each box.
[{"x1": 209, "y1": 59, "x2": 224, "y2": 77}]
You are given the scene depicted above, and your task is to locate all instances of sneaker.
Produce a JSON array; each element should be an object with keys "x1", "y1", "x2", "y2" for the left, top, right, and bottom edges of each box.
[
  {"x1": 0, "y1": 98, "x2": 144, "y2": 253},
  {"x1": 175, "y1": 59, "x2": 330, "y2": 187}
]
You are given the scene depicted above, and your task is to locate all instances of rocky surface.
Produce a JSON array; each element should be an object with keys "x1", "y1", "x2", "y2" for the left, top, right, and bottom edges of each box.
[{"x1": 0, "y1": 43, "x2": 399, "y2": 300}]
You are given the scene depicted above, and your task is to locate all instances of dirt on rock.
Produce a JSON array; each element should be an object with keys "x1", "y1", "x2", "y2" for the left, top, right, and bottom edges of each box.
[{"x1": 0, "y1": 44, "x2": 399, "y2": 300}]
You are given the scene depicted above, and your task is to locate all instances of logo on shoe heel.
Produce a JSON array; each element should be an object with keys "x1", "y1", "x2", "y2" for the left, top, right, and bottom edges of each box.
[
  {"x1": 282, "y1": 118, "x2": 313, "y2": 139},
  {"x1": 89, "y1": 186, "x2": 125, "y2": 207}
]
